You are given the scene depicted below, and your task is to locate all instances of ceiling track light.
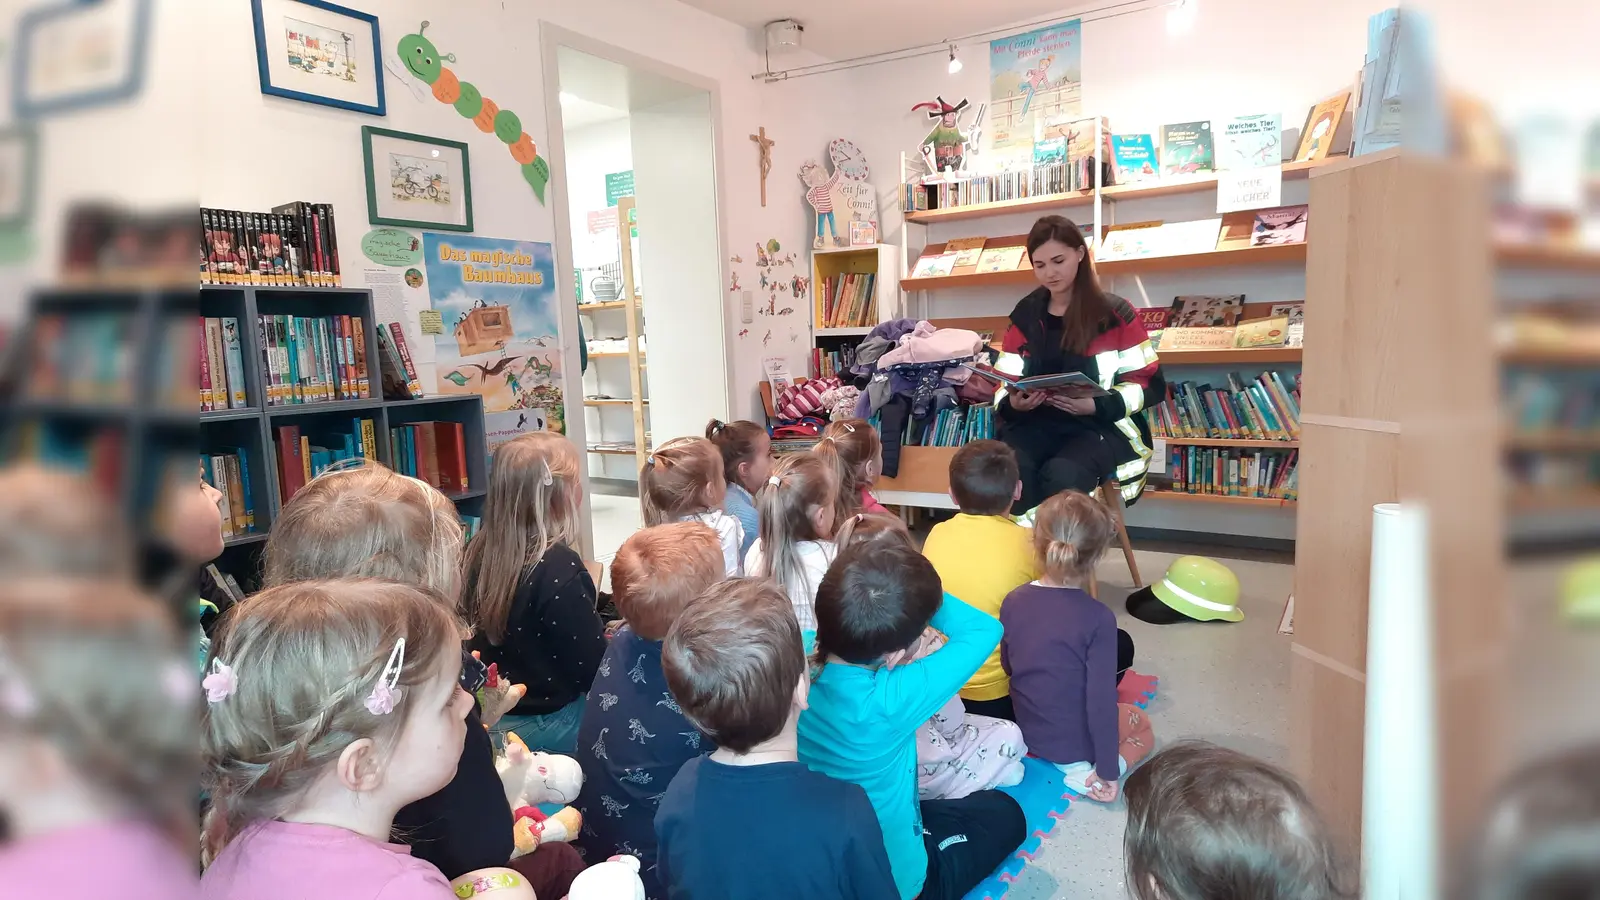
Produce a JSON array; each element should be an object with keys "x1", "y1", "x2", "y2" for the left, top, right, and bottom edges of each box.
[{"x1": 947, "y1": 45, "x2": 962, "y2": 74}]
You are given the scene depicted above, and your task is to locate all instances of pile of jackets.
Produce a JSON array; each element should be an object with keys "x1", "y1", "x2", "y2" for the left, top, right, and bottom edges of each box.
[{"x1": 849, "y1": 319, "x2": 987, "y2": 478}]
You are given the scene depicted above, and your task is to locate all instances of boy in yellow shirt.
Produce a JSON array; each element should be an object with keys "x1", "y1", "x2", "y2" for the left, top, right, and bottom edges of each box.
[{"x1": 922, "y1": 440, "x2": 1038, "y2": 721}]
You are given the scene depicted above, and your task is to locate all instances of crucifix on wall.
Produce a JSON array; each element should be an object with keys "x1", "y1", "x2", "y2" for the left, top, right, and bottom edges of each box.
[{"x1": 749, "y1": 126, "x2": 775, "y2": 207}]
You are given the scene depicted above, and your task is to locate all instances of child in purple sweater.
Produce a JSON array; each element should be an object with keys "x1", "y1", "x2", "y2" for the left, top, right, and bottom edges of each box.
[{"x1": 1000, "y1": 491, "x2": 1155, "y2": 802}]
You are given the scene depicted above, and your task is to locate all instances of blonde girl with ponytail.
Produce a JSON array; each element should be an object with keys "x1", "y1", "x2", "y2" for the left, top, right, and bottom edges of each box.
[
  {"x1": 200, "y1": 578, "x2": 487, "y2": 900},
  {"x1": 461, "y1": 432, "x2": 603, "y2": 754},
  {"x1": 812, "y1": 418, "x2": 886, "y2": 525},
  {"x1": 1001, "y1": 490, "x2": 1154, "y2": 803},
  {"x1": 640, "y1": 436, "x2": 745, "y2": 576},
  {"x1": 745, "y1": 453, "x2": 838, "y2": 638}
]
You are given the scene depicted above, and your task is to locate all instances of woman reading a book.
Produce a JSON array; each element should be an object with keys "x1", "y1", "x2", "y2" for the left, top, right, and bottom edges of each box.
[{"x1": 997, "y1": 215, "x2": 1163, "y2": 514}]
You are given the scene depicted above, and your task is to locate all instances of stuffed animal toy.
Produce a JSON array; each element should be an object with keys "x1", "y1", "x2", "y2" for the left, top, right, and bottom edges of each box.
[
  {"x1": 563, "y1": 855, "x2": 645, "y2": 900},
  {"x1": 449, "y1": 867, "x2": 535, "y2": 900},
  {"x1": 496, "y1": 732, "x2": 584, "y2": 858},
  {"x1": 472, "y1": 656, "x2": 527, "y2": 730}
]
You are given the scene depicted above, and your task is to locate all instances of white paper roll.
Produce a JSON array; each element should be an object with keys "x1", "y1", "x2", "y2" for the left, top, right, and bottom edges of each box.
[{"x1": 1363, "y1": 502, "x2": 1437, "y2": 900}]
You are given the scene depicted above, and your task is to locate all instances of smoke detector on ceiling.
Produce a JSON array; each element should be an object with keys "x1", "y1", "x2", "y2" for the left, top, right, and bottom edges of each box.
[{"x1": 764, "y1": 19, "x2": 804, "y2": 54}]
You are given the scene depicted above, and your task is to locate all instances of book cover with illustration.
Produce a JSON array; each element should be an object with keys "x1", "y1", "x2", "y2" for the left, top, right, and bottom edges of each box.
[
  {"x1": 1271, "y1": 302, "x2": 1305, "y2": 347},
  {"x1": 1112, "y1": 134, "x2": 1160, "y2": 182},
  {"x1": 1251, "y1": 205, "x2": 1309, "y2": 246},
  {"x1": 1295, "y1": 92, "x2": 1350, "y2": 162},
  {"x1": 1234, "y1": 316, "x2": 1290, "y2": 348},
  {"x1": 975, "y1": 245, "x2": 1027, "y2": 273},
  {"x1": 1160, "y1": 121, "x2": 1214, "y2": 176},
  {"x1": 911, "y1": 251, "x2": 958, "y2": 278},
  {"x1": 946, "y1": 237, "x2": 988, "y2": 268},
  {"x1": 1098, "y1": 221, "x2": 1163, "y2": 260},
  {"x1": 1219, "y1": 114, "x2": 1283, "y2": 170},
  {"x1": 1169, "y1": 294, "x2": 1245, "y2": 328}
]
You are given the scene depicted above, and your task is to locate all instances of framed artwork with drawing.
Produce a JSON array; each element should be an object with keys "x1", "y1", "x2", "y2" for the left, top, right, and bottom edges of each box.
[
  {"x1": 362, "y1": 126, "x2": 474, "y2": 232},
  {"x1": 251, "y1": 0, "x2": 385, "y2": 116},
  {"x1": 12, "y1": 0, "x2": 151, "y2": 117}
]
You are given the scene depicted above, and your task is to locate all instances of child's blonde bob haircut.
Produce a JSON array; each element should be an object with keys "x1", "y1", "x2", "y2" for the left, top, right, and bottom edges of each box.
[
  {"x1": 200, "y1": 578, "x2": 463, "y2": 862},
  {"x1": 1032, "y1": 490, "x2": 1115, "y2": 586},
  {"x1": 264, "y1": 462, "x2": 464, "y2": 604},
  {"x1": 640, "y1": 437, "x2": 725, "y2": 527}
]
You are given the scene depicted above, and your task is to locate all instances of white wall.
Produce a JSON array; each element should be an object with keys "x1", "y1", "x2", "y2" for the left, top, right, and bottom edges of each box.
[{"x1": 562, "y1": 118, "x2": 634, "y2": 271}]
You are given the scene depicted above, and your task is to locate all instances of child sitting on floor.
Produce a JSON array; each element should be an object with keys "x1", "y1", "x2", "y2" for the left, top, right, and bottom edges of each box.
[
  {"x1": 813, "y1": 418, "x2": 887, "y2": 519},
  {"x1": 642, "y1": 437, "x2": 744, "y2": 577},
  {"x1": 834, "y1": 513, "x2": 1025, "y2": 801},
  {"x1": 655, "y1": 577, "x2": 896, "y2": 900},
  {"x1": 0, "y1": 578, "x2": 197, "y2": 900},
  {"x1": 744, "y1": 453, "x2": 837, "y2": 638},
  {"x1": 921, "y1": 440, "x2": 1038, "y2": 722},
  {"x1": 462, "y1": 432, "x2": 605, "y2": 754},
  {"x1": 799, "y1": 543, "x2": 1026, "y2": 900},
  {"x1": 705, "y1": 419, "x2": 771, "y2": 561},
  {"x1": 1124, "y1": 741, "x2": 1348, "y2": 900},
  {"x1": 201, "y1": 578, "x2": 495, "y2": 900},
  {"x1": 574, "y1": 523, "x2": 724, "y2": 899},
  {"x1": 1001, "y1": 490, "x2": 1154, "y2": 802}
]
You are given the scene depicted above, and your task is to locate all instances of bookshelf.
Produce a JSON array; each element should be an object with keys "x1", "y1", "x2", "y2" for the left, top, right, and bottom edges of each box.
[
  {"x1": 810, "y1": 243, "x2": 901, "y2": 378},
  {"x1": 580, "y1": 196, "x2": 649, "y2": 478},
  {"x1": 197, "y1": 285, "x2": 489, "y2": 547}
]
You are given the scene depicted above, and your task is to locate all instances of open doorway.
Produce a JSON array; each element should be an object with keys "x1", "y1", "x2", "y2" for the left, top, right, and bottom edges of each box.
[{"x1": 541, "y1": 30, "x2": 731, "y2": 510}]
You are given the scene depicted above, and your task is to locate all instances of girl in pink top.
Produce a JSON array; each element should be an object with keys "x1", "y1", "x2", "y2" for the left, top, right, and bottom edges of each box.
[
  {"x1": 814, "y1": 419, "x2": 888, "y2": 520},
  {"x1": 200, "y1": 578, "x2": 524, "y2": 900}
]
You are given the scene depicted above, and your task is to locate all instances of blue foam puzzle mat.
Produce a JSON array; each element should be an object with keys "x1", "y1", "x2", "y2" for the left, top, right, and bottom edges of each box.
[{"x1": 963, "y1": 756, "x2": 1075, "y2": 900}]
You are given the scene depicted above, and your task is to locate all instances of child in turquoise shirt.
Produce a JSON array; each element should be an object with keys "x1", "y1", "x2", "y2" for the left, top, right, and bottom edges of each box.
[{"x1": 799, "y1": 543, "x2": 1026, "y2": 900}]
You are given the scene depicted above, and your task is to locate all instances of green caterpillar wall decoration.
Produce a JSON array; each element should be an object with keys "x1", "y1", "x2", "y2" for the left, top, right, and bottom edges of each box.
[{"x1": 395, "y1": 22, "x2": 550, "y2": 203}]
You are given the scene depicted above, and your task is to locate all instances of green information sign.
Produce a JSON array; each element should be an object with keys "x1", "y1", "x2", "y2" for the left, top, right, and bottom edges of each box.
[
  {"x1": 361, "y1": 228, "x2": 423, "y2": 267},
  {"x1": 605, "y1": 170, "x2": 635, "y2": 207}
]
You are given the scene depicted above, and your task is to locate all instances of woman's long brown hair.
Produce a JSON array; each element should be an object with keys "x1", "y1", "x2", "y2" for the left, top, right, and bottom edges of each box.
[{"x1": 1026, "y1": 215, "x2": 1117, "y2": 355}]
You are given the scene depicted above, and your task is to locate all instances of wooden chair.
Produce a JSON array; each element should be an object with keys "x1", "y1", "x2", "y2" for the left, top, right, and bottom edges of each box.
[{"x1": 1088, "y1": 479, "x2": 1143, "y2": 599}]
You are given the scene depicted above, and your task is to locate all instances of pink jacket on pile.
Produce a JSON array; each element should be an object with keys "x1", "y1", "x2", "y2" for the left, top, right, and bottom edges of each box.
[{"x1": 875, "y1": 321, "x2": 984, "y2": 368}]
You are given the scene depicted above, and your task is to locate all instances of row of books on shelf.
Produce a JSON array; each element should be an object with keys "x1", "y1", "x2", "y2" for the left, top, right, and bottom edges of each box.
[
  {"x1": 902, "y1": 98, "x2": 1351, "y2": 215},
  {"x1": 1144, "y1": 371, "x2": 1302, "y2": 442},
  {"x1": 1505, "y1": 370, "x2": 1599, "y2": 433},
  {"x1": 16, "y1": 423, "x2": 123, "y2": 499},
  {"x1": 911, "y1": 240, "x2": 1029, "y2": 278},
  {"x1": 1159, "y1": 446, "x2": 1299, "y2": 500},
  {"x1": 874, "y1": 404, "x2": 995, "y2": 449},
  {"x1": 811, "y1": 345, "x2": 858, "y2": 379},
  {"x1": 198, "y1": 318, "x2": 249, "y2": 411},
  {"x1": 272, "y1": 419, "x2": 468, "y2": 503},
  {"x1": 28, "y1": 313, "x2": 137, "y2": 405},
  {"x1": 905, "y1": 155, "x2": 1110, "y2": 211},
  {"x1": 203, "y1": 451, "x2": 258, "y2": 540},
  {"x1": 816, "y1": 273, "x2": 877, "y2": 329},
  {"x1": 201, "y1": 204, "x2": 343, "y2": 287},
  {"x1": 1140, "y1": 297, "x2": 1305, "y2": 351},
  {"x1": 461, "y1": 514, "x2": 482, "y2": 541}
]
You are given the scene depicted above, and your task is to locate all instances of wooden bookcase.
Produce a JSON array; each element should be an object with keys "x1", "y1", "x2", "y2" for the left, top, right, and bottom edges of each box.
[
  {"x1": 580, "y1": 196, "x2": 649, "y2": 480},
  {"x1": 196, "y1": 285, "x2": 488, "y2": 551},
  {"x1": 810, "y1": 243, "x2": 900, "y2": 377},
  {"x1": 1290, "y1": 151, "x2": 1507, "y2": 862}
]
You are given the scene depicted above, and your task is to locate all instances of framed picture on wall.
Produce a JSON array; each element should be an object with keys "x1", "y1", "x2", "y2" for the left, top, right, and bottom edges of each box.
[
  {"x1": 12, "y1": 0, "x2": 151, "y2": 117},
  {"x1": 251, "y1": 0, "x2": 385, "y2": 116},
  {"x1": 0, "y1": 128, "x2": 38, "y2": 228},
  {"x1": 362, "y1": 126, "x2": 473, "y2": 232}
]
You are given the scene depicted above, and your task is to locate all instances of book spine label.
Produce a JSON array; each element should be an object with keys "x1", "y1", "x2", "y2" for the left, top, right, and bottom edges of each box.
[
  {"x1": 256, "y1": 315, "x2": 273, "y2": 407},
  {"x1": 221, "y1": 318, "x2": 247, "y2": 409},
  {"x1": 211, "y1": 455, "x2": 235, "y2": 538},
  {"x1": 388, "y1": 323, "x2": 423, "y2": 398},
  {"x1": 317, "y1": 318, "x2": 335, "y2": 402},
  {"x1": 361, "y1": 418, "x2": 378, "y2": 461},
  {"x1": 198, "y1": 318, "x2": 213, "y2": 411},
  {"x1": 204, "y1": 318, "x2": 226, "y2": 412},
  {"x1": 233, "y1": 447, "x2": 256, "y2": 529},
  {"x1": 351, "y1": 316, "x2": 370, "y2": 398}
]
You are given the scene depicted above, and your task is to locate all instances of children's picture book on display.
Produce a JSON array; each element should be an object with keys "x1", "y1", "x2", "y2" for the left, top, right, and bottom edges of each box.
[
  {"x1": 946, "y1": 237, "x2": 987, "y2": 268},
  {"x1": 424, "y1": 233, "x2": 566, "y2": 447},
  {"x1": 1251, "y1": 205, "x2": 1309, "y2": 246},
  {"x1": 976, "y1": 245, "x2": 1027, "y2": 273},
  {"x1": 1271, "y1": 302, "x2": 1305, "y2": 347},
  {"x1": 988, "y1": 20, "x2": 1083, "y2": 152},
  {"x1": 1170, "y1": 294, "x2": 1245, "y2": 328},
  {"x1": 1098, "y1": 221, "x2": 1163, "y2": 260},
  {"x1": 1112, "y1": 134, "x2": 1159, "y2": 183},
  {"x1": 911, "y1": 251, "x2": 958, "y2": 279},
  {"x1": 1295, "y1": 92, "x2": 1350, "y2": 162},
  {"x1": 1233, "y1": 316, "x2": 1290, "y2": 348},
  {"x1": 1160, "y1": 121, "x2": 1215, "y2": 176}
]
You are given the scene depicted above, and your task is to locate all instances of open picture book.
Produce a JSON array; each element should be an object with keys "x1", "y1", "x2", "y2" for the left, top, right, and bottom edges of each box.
[{"x1": 962, "y1": 363, "x2": 1109, "y2": 396}]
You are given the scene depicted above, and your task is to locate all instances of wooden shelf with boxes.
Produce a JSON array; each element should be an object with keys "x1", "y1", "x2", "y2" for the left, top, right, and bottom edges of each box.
[{"x1": 583, "y1": 197, "x2": 649, "y2": 472}]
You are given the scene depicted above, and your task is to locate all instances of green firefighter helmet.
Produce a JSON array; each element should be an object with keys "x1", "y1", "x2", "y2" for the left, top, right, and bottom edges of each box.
[{"x1": 1127, "y1": 555, "x2": 1243, "y2": 624}]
